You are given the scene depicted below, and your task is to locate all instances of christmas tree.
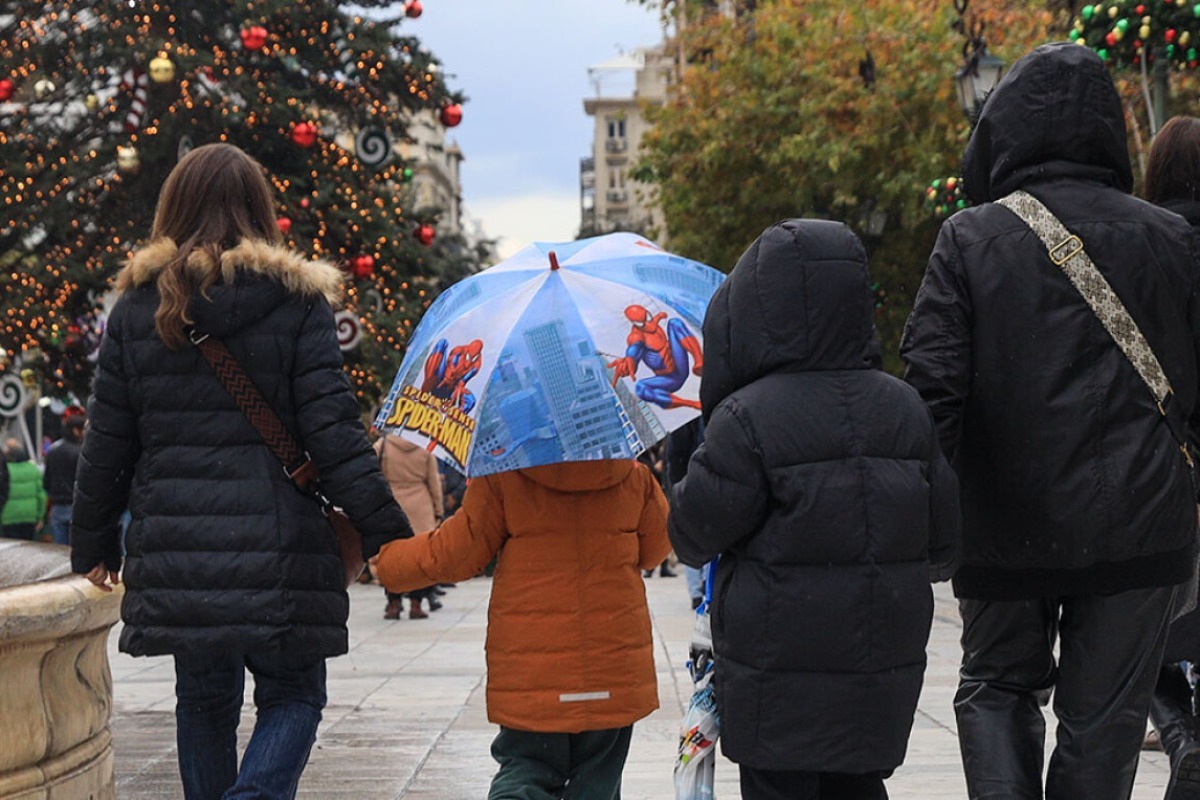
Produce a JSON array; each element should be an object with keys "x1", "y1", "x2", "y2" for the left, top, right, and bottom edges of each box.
[{"x1": 0, "y1": 0, "x2": 475, "y2": 408}]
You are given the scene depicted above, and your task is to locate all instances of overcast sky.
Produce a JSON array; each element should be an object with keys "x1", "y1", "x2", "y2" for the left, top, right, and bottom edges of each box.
[{"x1": 406, "y1": 1, "x2": 665, "y2": 259}]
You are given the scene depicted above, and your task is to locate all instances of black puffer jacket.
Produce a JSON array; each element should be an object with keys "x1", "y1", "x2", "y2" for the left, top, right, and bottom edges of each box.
[
  {"x1": 70, "y1": 239, "x2": 412, "y2": 657},
  {"x1": 901, "y1": 42, "x2": 1200, "y2": 601},
  {"x1": 669, "y1": 219, "x2": 960, "y2": 773}
]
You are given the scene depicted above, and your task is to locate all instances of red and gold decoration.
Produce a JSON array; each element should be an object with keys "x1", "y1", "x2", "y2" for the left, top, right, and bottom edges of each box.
[
  {"x1": 1073, "y1": 1, "x2": 1200, "y2": 67},
  {"x1": 415, "y1": 223, "x2": 435, "y2": 246},
  {"x1": 0, "y1": 2, "x2": 469, "y2": 404},
  {"x1": 924, "y1": 176, "x2": 970, "y2": 218}
]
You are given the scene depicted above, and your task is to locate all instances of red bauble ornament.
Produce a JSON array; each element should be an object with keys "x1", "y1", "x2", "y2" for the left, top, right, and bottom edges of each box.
[
  {"x1": 299, "y1": 198, "x2": 311, "y2": 209},
  {"x1": 1105, "y1": 32, "x2": 1118, "y2": 46},
  {"x1": 0, "y1": 79, "x2": 13, "y2": 102},
  {"x1": 439, "y1": 103, "x2": 463, "y2": 128},
  {"x1": 352, "y1": 254, "x2": 375, "y2": 278},
  {"x1": 1167, "y1": 28, "x2": 1179, "y2": 43},
  {"x1": 416, "y1": 224, "x2": 435, "y2": 246},
  {"x1": 240, "y1": 25, "x2": 269, "y2": 50},
  {"x1": 405, "y1": 0, "x2": 423, "y2": 18},
  {"x1": 290, "y1": 121, "x2": 318, "y2": 148},
  {"x1": 277, "y1": 216, "x2": 292, "y2": 234}
]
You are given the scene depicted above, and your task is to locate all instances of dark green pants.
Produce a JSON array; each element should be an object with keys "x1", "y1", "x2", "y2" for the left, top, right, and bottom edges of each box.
[{"x1": 488, "y1": 725, "x2": 633, "y2": 800}]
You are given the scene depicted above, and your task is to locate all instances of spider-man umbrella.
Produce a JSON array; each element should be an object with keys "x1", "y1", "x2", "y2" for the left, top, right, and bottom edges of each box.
[{"x1": 374, "y1": 232, "x2": 724, "y2": 477}]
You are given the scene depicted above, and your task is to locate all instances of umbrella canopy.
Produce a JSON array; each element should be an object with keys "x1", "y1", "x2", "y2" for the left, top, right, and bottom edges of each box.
[{"x1": 374, "y1": 232, "x2": 725, "y2": 477}]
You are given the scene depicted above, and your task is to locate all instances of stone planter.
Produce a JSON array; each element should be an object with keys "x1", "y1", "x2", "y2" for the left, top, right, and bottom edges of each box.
[{"x1": 0, "y1": 540, "x2": 122, "y2": 800}]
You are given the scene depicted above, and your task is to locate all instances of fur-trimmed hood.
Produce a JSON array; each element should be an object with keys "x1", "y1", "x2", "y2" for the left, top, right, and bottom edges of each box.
[
  {"x1": 117, "y1": 238, "x2": 343, "y2": 306},
  {"x1": 115, "y1": 238, "x2": 345, "y2": 340}
]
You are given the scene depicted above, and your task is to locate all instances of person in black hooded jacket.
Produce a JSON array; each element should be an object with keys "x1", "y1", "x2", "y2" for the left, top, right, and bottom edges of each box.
[
  {"x1": 1140, "y1": 114, "x2": 1200, "y2": 800},
  {"x1": 70, "y1": 143, "x2": 413, "y2": 800},
  {"x1": 901, "y1": 43, "x2": 1200, "y2": 799},
  {"x1": 670, "y1": 219, "x2": 960, "y2": 800}
]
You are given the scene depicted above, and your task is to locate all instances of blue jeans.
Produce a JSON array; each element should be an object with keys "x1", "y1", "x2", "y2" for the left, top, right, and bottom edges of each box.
[
  {"x1": 174, "y1": 651, "x2": 327, "y2": 800},
  {"x1": 684, "y1": 565, "x2": 704, "y2": 603},
  {"x1": 48, "y1": 503, "x2": 72, "y2": 545}
]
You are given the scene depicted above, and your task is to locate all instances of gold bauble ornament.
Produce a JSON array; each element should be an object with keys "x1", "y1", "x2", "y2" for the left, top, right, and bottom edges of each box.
[
  {"x1": 116, "y1": 145, "x2": 140, "y2": 174},
  {"x1": 85, "y1": 94, "x2": 99, "y2": 111},
  {"x1": 148, "y1": 55, "x2": 176, "y2": 84}
]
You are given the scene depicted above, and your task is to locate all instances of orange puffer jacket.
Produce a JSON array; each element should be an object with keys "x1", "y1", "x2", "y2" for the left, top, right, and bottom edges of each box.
[{"x1": 375, "y1": 459, "x2": 670, "y2": 733}]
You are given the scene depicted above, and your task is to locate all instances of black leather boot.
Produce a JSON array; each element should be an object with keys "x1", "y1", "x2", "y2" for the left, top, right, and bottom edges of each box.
[{"x1": 1150, "y1": 664, "x2": 1200, "y2": 800}]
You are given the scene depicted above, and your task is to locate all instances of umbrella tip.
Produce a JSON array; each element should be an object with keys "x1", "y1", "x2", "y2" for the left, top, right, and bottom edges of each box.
[{"x1": 548, "y1": 251, "x2": 560, "y2": 271}]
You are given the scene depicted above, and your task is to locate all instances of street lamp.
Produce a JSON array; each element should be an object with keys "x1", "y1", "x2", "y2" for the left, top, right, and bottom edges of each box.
[{"x1": 955, "y1": 45, "x2": 1004, "y2": 119}]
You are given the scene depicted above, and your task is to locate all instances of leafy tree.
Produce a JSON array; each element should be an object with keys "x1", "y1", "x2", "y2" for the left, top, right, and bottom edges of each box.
[
  {"x1": 0, "y1": 1, "x2": 474, "y2": 408},
  {"x1": 635, "y1": 0, "x2": 1054, "y2": 371}
]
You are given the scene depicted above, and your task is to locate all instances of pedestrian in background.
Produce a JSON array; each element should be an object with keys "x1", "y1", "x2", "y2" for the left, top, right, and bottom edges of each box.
[
  {"x1": 901, "y1": 43, "x2": 1200, "y2": 799},
  {"x1": 374, "y1": 431, "x2": 444, "y2": 620},
  {"x1": 670, "y1": 218, "x2": 960, "y2": 800},
  {"x1": 69, "y1": 142, "x2": 412, "y2": 800},
  {"x1": 2, "y1": 438, "x2": 45, "y2": 541},
  {"x1": 664, "y1": 417, "x2": 706, "y2": 608},
  {"x1": 1139, "y1": 113, "x2": 1200, "y2": 800},
  {"x1": 374, "y1": 459, "x2": 669, "y2": 799},
  {"x1": 43, "y1": 412, "x2": 84, "y2": 545}
]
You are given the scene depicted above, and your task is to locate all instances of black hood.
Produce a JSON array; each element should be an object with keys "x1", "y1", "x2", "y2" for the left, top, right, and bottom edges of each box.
[
  {"x1": 699, "y1": 219, "x2": 878, "y2": 419},
  {"x1": 962, "y1": 41, "x2": 1133, "y2": 203}
]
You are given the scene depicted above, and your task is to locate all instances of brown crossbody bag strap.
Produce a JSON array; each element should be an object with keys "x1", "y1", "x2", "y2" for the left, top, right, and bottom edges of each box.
[{"x1": 190, "y1": 330, "x2": 365, "y2": 588}]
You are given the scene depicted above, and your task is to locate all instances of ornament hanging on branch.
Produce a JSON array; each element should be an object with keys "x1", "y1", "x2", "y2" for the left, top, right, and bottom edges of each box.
[
  {"x1": 351, "y1": 254, "x2": 376, "y2": 278},
  {"x1": 116, "y1": 145, "x2": 141, "y2": 174},
  {"x1": 277, "y1": 216, "x2": 293, "y2": 234},
  {"x1": 415, "y1": 223, "x2": 435, "y2": 246},
  {"x1": 120, "y1": 68, "x2": 150, "y2": 132},
  {"x1": 355, "y1": 127, "x2": 392, "y2": 166},
  {"x1": 33, "y1": 78, "x2": 56, "y2": 100},
  {"x1": 290, "y1": 120, "x2": 319, "y2": 148},
  {"x1": 334, "y1": 310, "x2": 363, "y2": 351},
  {"x1": 0, "y1": 79, "x2": 13, "y2": 101},
  {"x1": 240, "y1": 24, "x2": 269, "y2": 51},
  {"x1": 406, "y1": 1, "x2": 424, "y2": 19},
  {"x1": 149, "y1": 54, "x2": 176, "y2": 84},
  {"x1": 439, "y1": 103, "x2": 462, "y2": 127}
]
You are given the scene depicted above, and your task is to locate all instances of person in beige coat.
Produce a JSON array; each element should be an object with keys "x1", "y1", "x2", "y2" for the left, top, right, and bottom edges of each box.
[{"x1": 373, "y1": 433, "x2": 445, "y2": 619}]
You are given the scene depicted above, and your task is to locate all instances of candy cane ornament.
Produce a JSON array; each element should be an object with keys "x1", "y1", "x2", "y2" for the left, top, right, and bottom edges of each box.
[{"x1": 121, "y1": 68, "x2": 150, "y2": 133}]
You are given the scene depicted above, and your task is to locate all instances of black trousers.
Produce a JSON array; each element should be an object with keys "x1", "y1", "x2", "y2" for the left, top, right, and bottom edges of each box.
[
  {"x1": 955, "y1": 585, "x2": 1176, "y2": 800},
  {"x1": 488, "y1": 725, "x2": 632, "y2": 800},
  {"x1": 739, "y1": 766, "x2": 889, "y2": 800}
]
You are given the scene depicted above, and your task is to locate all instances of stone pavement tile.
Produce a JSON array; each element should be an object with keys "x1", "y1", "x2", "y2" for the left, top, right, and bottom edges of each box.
[{"x1": 108, "y1": 574, "x2": 1178, "y2": 798}]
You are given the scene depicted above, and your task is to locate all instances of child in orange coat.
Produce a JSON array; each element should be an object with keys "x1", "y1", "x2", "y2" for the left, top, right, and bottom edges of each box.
[{"x1": 375, "y1": 458, "x2": 670, "y2": 798}]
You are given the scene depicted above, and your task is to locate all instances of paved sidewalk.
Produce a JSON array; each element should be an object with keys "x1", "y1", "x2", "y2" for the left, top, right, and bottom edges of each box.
[{"x1": 108, "y1": 578, "x2": 1172, "y2": 798}]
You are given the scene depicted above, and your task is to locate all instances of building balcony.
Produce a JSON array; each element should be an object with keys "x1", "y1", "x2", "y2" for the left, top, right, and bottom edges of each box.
[
  {"x1": 605, "y1": 138, "x2": 628, "y2": 153},
  {"x1": 606, "y1": 189, "x2": 629, "y2": 205}
]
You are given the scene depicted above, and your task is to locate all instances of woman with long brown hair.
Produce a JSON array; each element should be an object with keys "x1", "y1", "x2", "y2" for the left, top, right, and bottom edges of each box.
[
  {"x1": 1141, "y1": 115, "x2": 1200, "y2": 800},
  {"x1": 69, "y1": 143, "x2": 412, "y2": 799}
]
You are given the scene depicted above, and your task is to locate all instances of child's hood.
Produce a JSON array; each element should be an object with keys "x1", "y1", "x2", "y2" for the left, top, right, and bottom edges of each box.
[
  {"x1": 699, "y1": 218, "x2": 880, "y2": 419},
  {"x1": 517, "y1": 459, "x2": 635, "y2": 493}
]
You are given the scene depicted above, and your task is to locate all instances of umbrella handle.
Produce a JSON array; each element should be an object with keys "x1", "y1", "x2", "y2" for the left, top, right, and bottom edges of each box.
[{"x1": 700, "y1": 557, "x2": 718, "y2": 611}]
